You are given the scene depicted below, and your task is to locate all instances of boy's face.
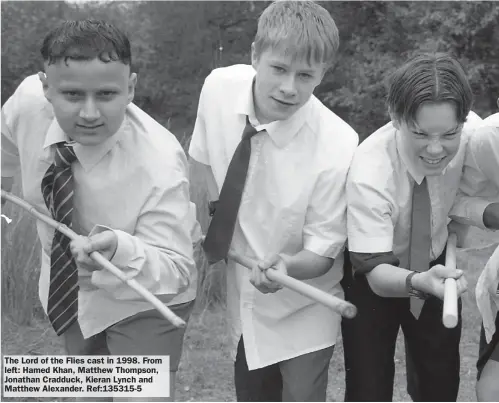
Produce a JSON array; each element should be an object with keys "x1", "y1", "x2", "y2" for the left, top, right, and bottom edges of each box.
[
  {"x1": 40, "y1": 58, "x2": 137, "y2": 146},
  {"x1": 251, "y1": 44, "x2": 326, "y2": 124},
  {"x1": 394, "y1": 102, "x2": 463, "y2": 177}
]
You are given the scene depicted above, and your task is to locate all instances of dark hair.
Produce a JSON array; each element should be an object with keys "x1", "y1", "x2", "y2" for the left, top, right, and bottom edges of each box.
[
  {"x1": 387, "y1": 53, "x2": 473, "y2": 125},
  {"x1": 40, "y1": 20, "x2": 131, "y2": 67}
]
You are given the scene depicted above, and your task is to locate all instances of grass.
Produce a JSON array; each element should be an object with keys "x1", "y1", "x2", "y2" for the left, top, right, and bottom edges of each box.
[{"x1": 2, "y1": 164, "x2": 499, "y2": 401}]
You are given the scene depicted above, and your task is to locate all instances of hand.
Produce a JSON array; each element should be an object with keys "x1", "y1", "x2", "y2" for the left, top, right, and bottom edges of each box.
[
  {"x1": 413, "y1": 264, "x2": 468, "y2": 299},
  {"x1": 250, "y1": 254, "x2": 287, "y2": 294},
  {"x1": 70, "y1": 231, "x2": 118, "y2": 272}
]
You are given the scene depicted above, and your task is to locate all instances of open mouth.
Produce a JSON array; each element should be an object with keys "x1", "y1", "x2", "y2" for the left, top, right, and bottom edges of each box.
[{"x1": 420, "y1": 156, "x2": 445, "y2": 165}]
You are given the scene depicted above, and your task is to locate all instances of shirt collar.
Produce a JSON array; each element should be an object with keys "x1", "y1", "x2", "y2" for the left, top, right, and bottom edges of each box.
[
  {"x1": 234, "y1": 69, "x2": 309, "y2": 148},
  {"x1": 43, "y1": 117, "x2": 128, "y2": 172}
]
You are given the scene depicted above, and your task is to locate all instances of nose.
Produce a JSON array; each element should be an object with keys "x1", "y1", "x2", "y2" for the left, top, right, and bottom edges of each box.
[
  {"x1": 279, "y1": 74, "x2": 297, "y2": 97},
  {"x1": 79, "y1": 97, "x2": 101, "y2": 121},
  {"x1": 426, "y1": 137, "x2": 444, "y2": 155}
]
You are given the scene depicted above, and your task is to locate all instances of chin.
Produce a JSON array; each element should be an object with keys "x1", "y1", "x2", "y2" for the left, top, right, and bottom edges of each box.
[{"x1": 70, "y1": 133, "x2": 108, "y2": 146}]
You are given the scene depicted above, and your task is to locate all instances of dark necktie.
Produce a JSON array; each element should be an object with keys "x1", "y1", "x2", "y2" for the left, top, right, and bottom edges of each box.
[
  {"x1": 41, "y1": 142, "x2": 79, "y2": 335},
  {"x1": 203, "y1": 117, "x2": 259, "y2": 263},
  {"x1": 409, "y1": 177, "x2": 432, "y2": 318}
]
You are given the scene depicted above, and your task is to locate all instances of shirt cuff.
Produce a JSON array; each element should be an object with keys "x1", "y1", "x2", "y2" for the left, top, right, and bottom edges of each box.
[
  {"x1": 304, "y1": 236, "x2": 344, "y2": 259},
  {"x1": 349, "y1": 251, "x2": 400, "y2": 275},
  {"x1": 88, "y1": 225, "x2": 138, "y2": 275},
  {"x1": 347, "y1": 235, "x2": 393, "y2": 254}
]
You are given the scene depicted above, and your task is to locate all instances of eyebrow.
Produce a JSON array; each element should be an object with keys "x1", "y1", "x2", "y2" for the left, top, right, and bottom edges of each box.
[{"x1": 412, "y1": 124, "x2": 461, "y2": 135}]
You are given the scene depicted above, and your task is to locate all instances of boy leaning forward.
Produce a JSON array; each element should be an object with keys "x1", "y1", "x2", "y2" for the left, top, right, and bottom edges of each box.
[{"x1": 189, "y1": 1, "x2": 358, "y2": 401}]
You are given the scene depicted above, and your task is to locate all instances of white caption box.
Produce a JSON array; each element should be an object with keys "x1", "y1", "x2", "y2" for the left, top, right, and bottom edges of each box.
[{"x1": 3, "y1": 355, "x2": 170, "y2": 398}]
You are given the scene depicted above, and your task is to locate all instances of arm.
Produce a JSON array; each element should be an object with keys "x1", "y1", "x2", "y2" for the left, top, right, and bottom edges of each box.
[
  {"x1": 366, "y1": 262, "x2": 466, "y2": 300},
  {"x1": 347, "y1": 157, "x2": 465, "y2": 298},
  {"x1": 188, "y1": 74, "x2": 220, "y2": 221},
  {"x1": 86, "y1": 154, "x2": 196, "y2": 299},
  {"x1": 483, "y1": 203, "x2": 499, "y2": 230},
  {"x1": 253, "y1": 130, "x2": 359, "y2": 291},
  {"x1": 450, "y1": 126, "x2": 499, "y2": 229},
  {"x1": 278, "y1": 250, "x2": 333, "y2": 280}
]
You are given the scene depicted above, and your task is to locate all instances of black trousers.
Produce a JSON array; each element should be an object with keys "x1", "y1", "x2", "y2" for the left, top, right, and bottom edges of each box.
[{"x1": 341, "y1": 249, "x2": 462, "y2": 402}]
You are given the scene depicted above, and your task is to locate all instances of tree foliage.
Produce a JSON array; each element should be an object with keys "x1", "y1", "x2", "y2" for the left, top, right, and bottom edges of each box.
[{"x1": 1, "y1": 1, "x2": 497, "y2": 140}]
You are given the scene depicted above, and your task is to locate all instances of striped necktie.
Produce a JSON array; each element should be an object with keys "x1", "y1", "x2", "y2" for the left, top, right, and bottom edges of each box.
[
  {"x1": 409, "y1": 177, "x2": 432, "y2": 318},
  {"x1": 203, "y1": 117, "x2": 259, "y2": 264},
  {"x1": 41, "y1": 142, "x2": 79, "y2": 335}
]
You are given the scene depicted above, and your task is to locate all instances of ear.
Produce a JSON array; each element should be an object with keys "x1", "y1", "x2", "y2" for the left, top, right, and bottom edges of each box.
[
  {"x1": 38, "y1": 71, "x2": 51, "y2": 103},
  {"x1": 496, "y1": 97, "x2": 499, "y2": 109},
  {"x1": 127, "y1": 73, "x2": 137, "y2": 104},
  {"x1": 251, "y1": 42, "x2": 258, "y2": 70}
]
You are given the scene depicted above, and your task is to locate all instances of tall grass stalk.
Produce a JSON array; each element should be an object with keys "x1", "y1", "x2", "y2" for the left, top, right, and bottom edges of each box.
[{"x1": 1, "y1": 178, "x2": 43, "y2": 325}]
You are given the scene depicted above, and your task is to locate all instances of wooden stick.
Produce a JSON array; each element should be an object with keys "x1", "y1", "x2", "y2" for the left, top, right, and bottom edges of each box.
[
  {"x1": 1, "y1": 190, "x2": 186, "y2": 328},
  {"x1": 227, "y1": 250, "x2": 357, "y2": 319},
  {"x1": 442, "y1": 233, "x2": 458, "y2": 328}
]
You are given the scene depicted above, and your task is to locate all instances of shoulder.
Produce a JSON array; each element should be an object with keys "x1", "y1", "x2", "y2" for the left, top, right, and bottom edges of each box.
[
  {"x1": 124, "y1": 103, "x2": 188, "y2": 176},
  {"x1": 3, "y1": 74, "x2": 53, "y2": 122},
  {"x1": 349, "y1": 122, "x2": 397, "y2": 182},
  {"x1": 306, "y1": 97, "x2": 359, "y2": 164},
  {"x1": 468, "y1": 124, "x2": 499, "y2": 153},
  {"x1": 483, "y1": 112, "x2": 499, "y2": 128},
  {"x1": 203, "y1": 64, "x2": 255, "y2": 93}
]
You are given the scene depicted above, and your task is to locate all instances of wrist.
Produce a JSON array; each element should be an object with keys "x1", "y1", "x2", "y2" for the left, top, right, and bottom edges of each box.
[
  {"x1": 407, "y1": 271, "x2": 431, "y2": 299},
  {"x1": 276, "y1": 253, "x2": 292, "y2": 273}
]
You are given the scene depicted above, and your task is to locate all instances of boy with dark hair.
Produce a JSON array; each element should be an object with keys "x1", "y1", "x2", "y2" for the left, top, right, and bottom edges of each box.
[
  {"x1": 1, "y1": 19, "x2": 199, "y2": 401},
  {"x1": 342, "y1": 53, "x2": 483, "y2": 401}
]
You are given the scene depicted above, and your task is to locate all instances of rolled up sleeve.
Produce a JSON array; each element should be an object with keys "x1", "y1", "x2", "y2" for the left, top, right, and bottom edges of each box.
[
  {"x1": 303, "y1": 135, "x2": 358, "y2": 259},
  {"x1": 91, "y1": 156, "x2": 195, "y2": 300},
  {"x1": 347, "y1": 164, "x2": 395, "y2": 253},
  {"x1": 350, "y1": 251, "x2": 400, "y2": 275}
]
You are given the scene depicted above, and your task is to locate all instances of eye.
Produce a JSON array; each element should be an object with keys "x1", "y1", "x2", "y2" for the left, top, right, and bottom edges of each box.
[
  {"x1": 444, "y1": 132, "x2": 458, "y2": 138},
  {"x1": 98, "y1": 91, "x2": 117, "y2": 99},
  {"x1": 63, "y1": 91, "x2": 80, "y2": 97},
  {"x1": 299, "y1": 73, "x2": 312, "y2": 79},
  {"x1": 62, "y1": 91, "x2": 83, "y2": 101},
  {"x1": 272, "y1": 66, "x2": 285, "y2": 73},
  {"x1": 412, "y1": 131, "x2": 428, "y2": 138}
]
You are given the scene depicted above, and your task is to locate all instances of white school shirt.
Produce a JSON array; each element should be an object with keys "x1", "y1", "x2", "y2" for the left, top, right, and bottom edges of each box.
[
  {"x1": 189, "y1": 64, "x2": 359, "y2": 370},
  {"x1": 1, "y1": 75, "x2": 199, "y2": 338},
  {"x1": 449, "y1": 116, "x2": 499, "y2": 341},
  {"x1": 347, "y1": 114, "x2": 484, "y2": 268}
]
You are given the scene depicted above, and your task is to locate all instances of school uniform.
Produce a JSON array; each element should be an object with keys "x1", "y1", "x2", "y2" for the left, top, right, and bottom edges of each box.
[
  {"x1": 189, "y1": 64, "x2": 358, "y2": 401},
  {"x1": 342, "y1": 115, "x2": 484, "y2": 402},
  {"x1": 1, "y1": 75, "x2": 200, "y2": 382}
]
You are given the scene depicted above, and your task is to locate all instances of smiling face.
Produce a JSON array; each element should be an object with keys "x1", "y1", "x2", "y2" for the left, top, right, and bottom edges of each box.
[
  {"x1": 251, "y1": 44, "x2": 325, "y2": 124},
  {"x1": 395, "y1": 102, "x2": 463, "y2": 176},
  {"x1": 40, "y1": 58, "x2": 137, "y2": 146}
]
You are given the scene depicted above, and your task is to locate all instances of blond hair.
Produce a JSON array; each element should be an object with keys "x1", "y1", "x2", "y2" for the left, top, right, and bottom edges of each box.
[{"x1": 253, "y1": 1, "x2": 339, "y2": 67}]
